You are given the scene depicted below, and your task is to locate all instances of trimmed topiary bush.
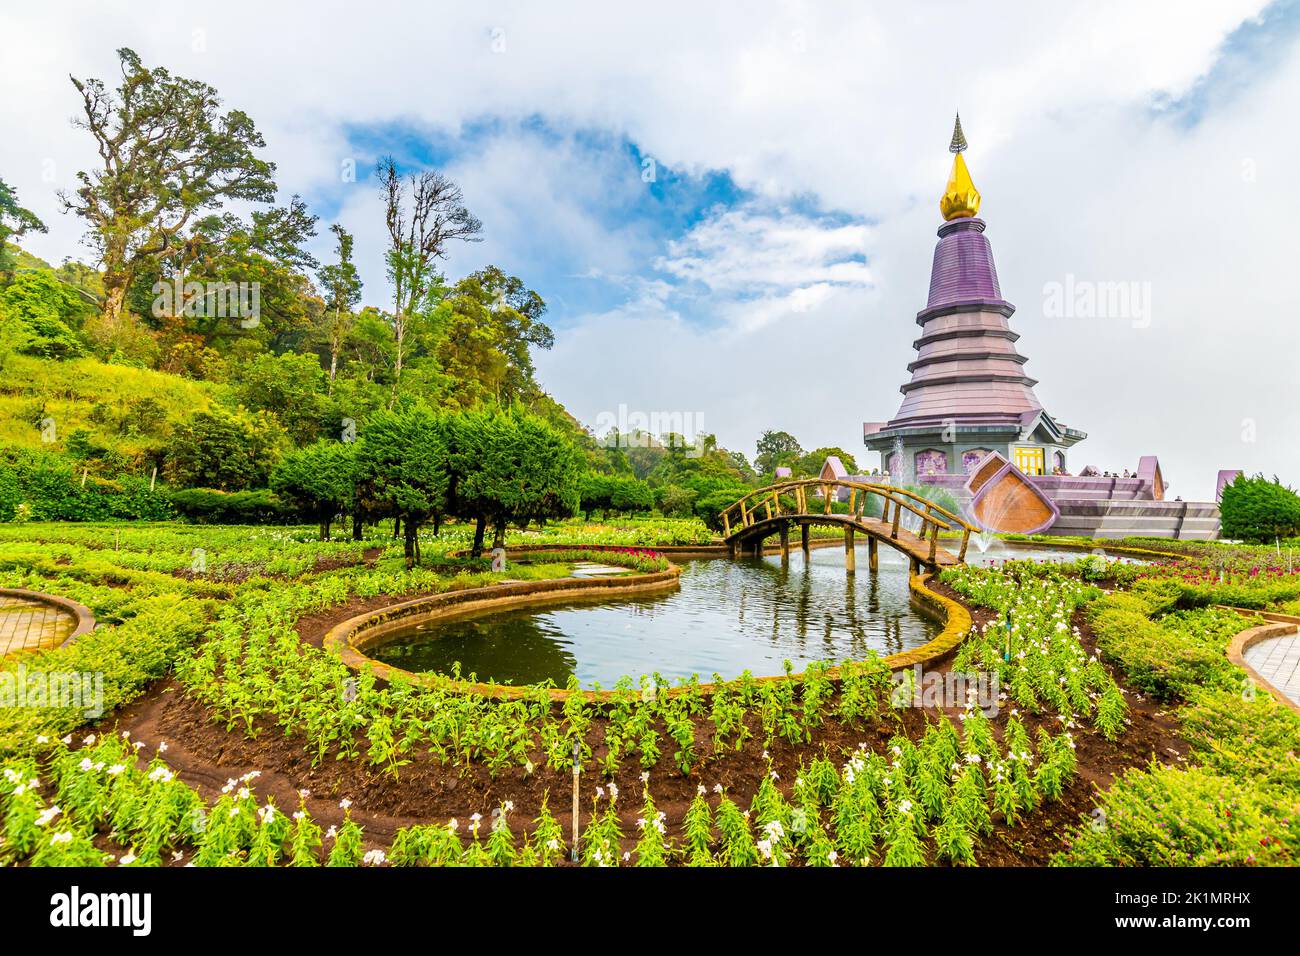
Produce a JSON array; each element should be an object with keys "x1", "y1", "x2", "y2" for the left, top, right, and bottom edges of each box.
[{"x1": 1220, "y1": 473, "x2": 1300, "y2": 543}]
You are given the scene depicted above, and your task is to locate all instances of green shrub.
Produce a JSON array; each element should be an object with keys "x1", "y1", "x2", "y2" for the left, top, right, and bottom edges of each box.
[
  {"x1": 1087, "y1": 600, "x2": 1241, "y2": 700},
  {"x1": 1181, "y1": 688, "x2": 1300, "y2": 792},
  {"x1": 164, "y1": 406, "x2": 288, "y2": 492},
  {"x1": 0, "y1": 447, "x2": 173, "y2": 521},
  {"x1": 1220, "y1": 473, "x2": 1300, "y2": 543},
  {"x1": 1054, "y1": 763, "x2": 1299, "y2": 866}
]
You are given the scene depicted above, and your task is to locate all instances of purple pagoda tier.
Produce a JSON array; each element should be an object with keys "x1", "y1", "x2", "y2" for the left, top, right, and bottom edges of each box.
[
  {"x1": 855, "y1": 115, "x2": 1227, "y2": 540},
  {"x1": 864, "y1": 115, "x2": 1085, "y2": 483}
]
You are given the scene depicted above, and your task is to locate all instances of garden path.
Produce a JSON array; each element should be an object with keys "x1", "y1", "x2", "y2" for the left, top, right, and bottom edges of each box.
[
  {"x1": 1244, "y1": 628, "x2": 1300, "y2": 707},
  {"x1": 0, "y1": 594, "x2": 77, "y2": 657}
]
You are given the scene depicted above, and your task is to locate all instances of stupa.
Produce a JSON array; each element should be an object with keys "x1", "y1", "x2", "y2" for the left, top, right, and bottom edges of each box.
[
  {"x1": 864, "y1": 114, "x2": 1086, "y2": 480},
  {"x1": 857, "y1": 116, "x2": 1223, "y2": 539}
]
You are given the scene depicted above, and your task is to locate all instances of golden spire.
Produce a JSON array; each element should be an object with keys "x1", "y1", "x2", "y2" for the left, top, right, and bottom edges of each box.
[{"x1": 940, "y1": 112, "x2": 981, "y2": 220}]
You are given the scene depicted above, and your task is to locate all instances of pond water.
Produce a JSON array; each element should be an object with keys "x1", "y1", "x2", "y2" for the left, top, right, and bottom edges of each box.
[{"x1": 368, "y1": 540, "x2": 1117, "y2": 689}]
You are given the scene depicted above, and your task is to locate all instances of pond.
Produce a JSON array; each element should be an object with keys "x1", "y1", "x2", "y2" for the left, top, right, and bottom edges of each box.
[{"x1": 367, "y1": 540, "x2": 1120, "y2": 689}]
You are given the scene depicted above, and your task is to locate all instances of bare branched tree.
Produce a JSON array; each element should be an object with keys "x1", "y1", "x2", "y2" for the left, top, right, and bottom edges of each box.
[{"x1": 376, "y1": 157, "x2": 482, "y2": 389}]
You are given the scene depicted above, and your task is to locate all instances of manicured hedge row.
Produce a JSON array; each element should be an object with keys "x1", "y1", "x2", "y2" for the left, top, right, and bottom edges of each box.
[{"x1": 166, "y1": 487, "x2": 299, "y2": 524}]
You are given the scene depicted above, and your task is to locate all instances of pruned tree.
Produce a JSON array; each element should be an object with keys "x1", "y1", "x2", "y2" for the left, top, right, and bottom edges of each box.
[
  {"x1": 448, "y1": 406, "x2": 584, "y2": 555},
  {"x1": 61, "y1": 48, "x2": 276, "y2": 326},
  {"x1": 270, "y1": 440, "x2": 358, "y2": 540},
  {"x1": 354, "y1": 405, "x2": 450, "y2": 566},
  {"x1": 376, "y1": 157, "x2": 481, "y2": 390}
]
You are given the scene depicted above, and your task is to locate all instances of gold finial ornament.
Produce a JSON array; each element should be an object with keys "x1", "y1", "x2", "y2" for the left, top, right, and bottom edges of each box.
[{"x1": 940, "y1": 112, "x2": 981, "y2": 220}]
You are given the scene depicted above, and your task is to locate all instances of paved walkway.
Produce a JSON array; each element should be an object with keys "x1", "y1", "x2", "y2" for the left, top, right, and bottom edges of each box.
[
  {"x1": 1244, "y1": 627, "x2": 1300, "y2": 707},
  {"x1": 0, "y1": 595, "x2": 77, "y2": 657}
]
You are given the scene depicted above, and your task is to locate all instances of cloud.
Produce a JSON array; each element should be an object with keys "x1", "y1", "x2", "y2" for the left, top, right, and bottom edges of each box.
[{"x1": 2, "y1": 0, "x2": 1297, "y2": 497}]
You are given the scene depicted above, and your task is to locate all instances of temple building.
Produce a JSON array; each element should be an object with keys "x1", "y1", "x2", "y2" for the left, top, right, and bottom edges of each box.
[
  {"x1": 864, "y1": 114, "x2": 1086, "y2": 480},
  {"x1": 859, "y1": 116, "x2": 1224, "y2": 539}
]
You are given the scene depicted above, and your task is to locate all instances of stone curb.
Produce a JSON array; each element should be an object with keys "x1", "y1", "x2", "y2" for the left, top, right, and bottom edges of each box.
[
  {"x1": 0, "y1": 587, "x2": 96, "y2": 650},
  {"x1": 1216, "y1": 605, "x2": 1300, "y2": 715}
]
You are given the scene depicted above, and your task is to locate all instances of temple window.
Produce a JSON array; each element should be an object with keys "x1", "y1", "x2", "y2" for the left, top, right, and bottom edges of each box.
[
  {"x1": 914, "y1": 449, "x2": 948, "y2": 476},
  {"x1": 1014, "y1": 446, "x2": 1045, "y2": 476},
  {"x1": 962, "y1": 449, "x2": 992, "y2": 474}
]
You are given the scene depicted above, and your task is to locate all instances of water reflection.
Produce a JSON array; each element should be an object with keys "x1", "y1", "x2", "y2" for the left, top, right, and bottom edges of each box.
[
  {"x1": 370, "y1": 545, "x2": 938, "y2": 688},
  {"x1": 368, "y1": 541, "x2": 1106, "y2": 688}
]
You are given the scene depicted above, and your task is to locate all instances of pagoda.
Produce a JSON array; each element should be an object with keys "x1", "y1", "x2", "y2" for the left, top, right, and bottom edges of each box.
[{"x1": 864, "y1": 115, "x2": 1086, "y2": 481}]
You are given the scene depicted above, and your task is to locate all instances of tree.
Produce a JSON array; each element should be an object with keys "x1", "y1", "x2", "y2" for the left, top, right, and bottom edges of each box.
[
  {"x1": 0, "y1": 270, "x2": 88, "y2": 358},
  {"x1": 317, "y1": 223, "x2": 363, "y2": 393},
  {"x1": 794, "y1": 446, "x2": 859, "y2": 478},
  {"x1": 754, "y1": 430, "x2": 804, "y2": 477},
  {"x1": 0, "y1": 178, "x2": 47, "y2": 281},
  {"x1": 1220, "y1": 474, "x2": 1300, "y2": 543},
  {"x1": 376, "y1": 157, "x2": 481, "y2": 390},
  {"x1": 354, "y1": 405, "x2": 450, "y2": 566},
  {"x1": 132, "y1": 196, "x2": 319, "y2": 351},
  {"x1": 580, "y1": 473, "x2": 654, "y2": 519},
  {"x1": 437, "y1": 267, "x2": 553, "y2": 406},
  {"x1": 231, "y1": 351, "x2": 326, "y2": 445},
  {"x1": 164, "y1": 406, "x2": 288, "y2": 492},
  {"x1": 62, "y1": 48, "x2": 276, "y2": 327},
  {"x1": 449, "y1": 406, "x2": 584, "y2": 555},
  {"x1": 270, "y1": 440, "x2": 357, "y2": 540}
]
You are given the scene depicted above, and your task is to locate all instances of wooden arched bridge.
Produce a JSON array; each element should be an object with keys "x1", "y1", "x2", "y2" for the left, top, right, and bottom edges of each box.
[{"x1": 719, "y1": 479, "x2": 977, "y2": 573}]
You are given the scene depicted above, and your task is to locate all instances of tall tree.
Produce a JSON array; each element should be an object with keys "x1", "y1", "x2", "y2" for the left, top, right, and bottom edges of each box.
[
  {"x1": 376, "y1": 157, "x2": 481, "y2": 390},
  {"x1": 754, "y1": 429, "x2": 804, "y2": 477},
  {"x1": 61, "y1": 48, "x2": 276, "y2": 326},
  {"x1": 135, "y1": 196, "x2": 319, "y2": 349},
  {"x1": 317, "y1": 223, "x2": 363, "y2": 393},
  {"x1": 0, "y1": 178, "x2": 47, "y2": 281},
  {"x1": 438, "y1": 266, "x2": 554, "y2": 406}
]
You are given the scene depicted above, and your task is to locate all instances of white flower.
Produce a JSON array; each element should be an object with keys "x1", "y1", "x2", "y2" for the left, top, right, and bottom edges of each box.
[
  {"x1": 107, "y1": 764, "x2": 125, "y2": 776},
  {"x1": 325, "y1": 826, "x2": 338, "y2": 839},
  {"x1": 363, "y1": 849, "x2": 387, "y2": 866},
  {"x1": 51, "y1": 831, "x2": 74, "y2": 846},
  {"x1": 119, "y1": 852, "x2": 137, "y2": 866},
  {"x1": 83, "y1": 734, "x2": 96, "y2": 746},
  {"x1": 35, "y1": 805, "x2": 61, "y2": 826},
  {"x1": 339, "y1": 798, "x2": 352, "y2": 810},
  {"x1": 157, "y1": 741, "x2": 167, "y2": 753},
  {"x1": 78, "y1": 757, "x2": 94, "y2": 772},
  {"x1": 148, "y1": 766, "x2": 174, "y2": 784}
]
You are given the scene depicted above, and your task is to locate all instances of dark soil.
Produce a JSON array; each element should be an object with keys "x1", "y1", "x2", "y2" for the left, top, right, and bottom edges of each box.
[{"x1": 102, "y1": 578, "x2": 1187, "y2": 866}]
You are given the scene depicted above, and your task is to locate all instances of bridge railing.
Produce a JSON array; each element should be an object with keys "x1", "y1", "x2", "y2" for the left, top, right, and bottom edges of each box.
[{"x1": 719, "y1": 478, "x2": 977, "y2": 563}]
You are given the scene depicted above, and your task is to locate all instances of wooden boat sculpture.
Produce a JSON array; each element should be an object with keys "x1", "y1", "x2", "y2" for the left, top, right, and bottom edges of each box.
[{"x1": 964, "y1": 451, "x2": 1059, "y2": 535}]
